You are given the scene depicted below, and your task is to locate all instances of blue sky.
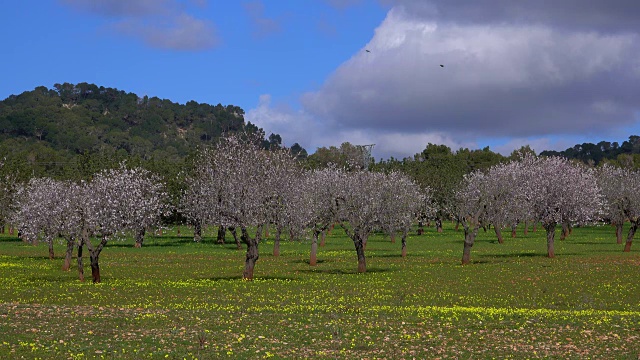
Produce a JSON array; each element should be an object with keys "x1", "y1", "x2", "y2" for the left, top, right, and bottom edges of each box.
[{"x1": 3, "y1": 1, "x2": 640, "y2": 159}]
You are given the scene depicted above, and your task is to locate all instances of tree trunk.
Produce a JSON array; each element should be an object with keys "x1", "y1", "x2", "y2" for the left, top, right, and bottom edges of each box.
[
  {"x1": 289, "y1": 229, "x2": 296, "y2": 242},
  {"x1": 462, "y1": 215, "x2": 481, "y2": 265},
  {"x1": 273, "y1": 226, "x2": 282, "y2": 257},
  {"x1": 560, "y1": 222, "x2": 569, "y2": 241},
  {"x1": 353, "y1": 234, "x2": 366, "y2": 273},
  {"x1": 494, "y1": 226, "x2": 504, "y2": 244},
  {"x1": 454, "y1": 220, "x2": 460, "y2": 231},
  {"x1": 435, "y1": 218, "x2": 443, "y2": 233},
  {"x1": 624, "y1": 222, "x2": 637, "y2": 252},
  {"x1": 77, "y1": 240, "x2": 84, "y2": 282},
  {"x1": 242, "y1": 226, "x2": 261, "y2": 280},
  {"x1": 216, "y1": 226, "x2": 226, "y2": 244},
  {"x1": 533, "y1": 222, "x2": 537, "y2": 232},
  {"x1": 90, "y1": 251, "x2": 101, "y2": 284},
  {"x1": 523, "y1": 221, "x2": 529, "y2": 235},
  {"x1": 47, "y1": 235, "x2": 55, "y2": 260},
  {"x1": 229, "y1": 227, "x2": 241, "y2": 250},
  {"x1": 320, "y1": 230, "x2": 326, "y2": 247},
  {"x1": 615, "y1": 222, "x2": 623, "y2": 244},
  {"x1": 461, "y1": 228, "x2": 477, "y2": 265},
  {"x1": 193, "y1": 221, "x2": 202, "y2": 243},
  {"x1": 134, "y1": 228, "x2": 146, "y2": 248},
  {"x1": 401, "y1": 233, "x2": 407, "y2": 258},
  {"x1": 417, "y1": 220, "x2": 424, "y2": 235},
  {"x1": 62, "y1": 238, "x2": 74, "y2": 271},
  {"x1": 86, "y1": 237, "x2": 108, "y2": 284},
  {"x1": 0, "y1": 224, "x2": 4, "y2": 234},
  {"x1": 390, "y1": 233, "x2": 396, "y2": 244},
  {"x1": 310, "y1": 231, "x2": 319, "y2": 266},
  {"x1": 545, "y1": 223, "x2": 556, "y2": 258},
  {"x1": 511, "y1": 224, "x2": 517, "y2": 238}
]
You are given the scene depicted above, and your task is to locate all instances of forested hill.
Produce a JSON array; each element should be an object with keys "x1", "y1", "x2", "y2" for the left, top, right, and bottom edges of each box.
[
  {"x1": 0, "y1": 83, "x2": 302, "y2": 179},
  {"x1": 540, "y1": 135, "x2": 640, "y2": 166}
]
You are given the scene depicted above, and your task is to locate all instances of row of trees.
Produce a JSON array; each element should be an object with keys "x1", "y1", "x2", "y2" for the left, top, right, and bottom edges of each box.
[
  {"x1": 10, "y1": 166, "x2": 169, "y2": 283},
  {"x1": 6, "y1": 135, "x2": 640, "y2": 283},
  {"x1": 8, "y1": 134, "x2": 427, "y2": 282}
]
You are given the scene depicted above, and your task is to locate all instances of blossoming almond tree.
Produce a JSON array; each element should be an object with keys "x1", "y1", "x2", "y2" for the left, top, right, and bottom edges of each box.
[
  {"x1": 300, "y1": 167, "x2": 346, "y2": 266},
  {"x1": 377, "y1": 171, "x2": 427, "y2": 257},
  {"x1": 597, "y1": 164, "x2": 640, "y2": 251},
  {"x1": 524, "y1": 156, "x2": 602, "y2": 258},
  {"x1": 210, "y1": 133, "x2": 298, "y2": 280},
  {"x1": 11, "y1": 178, "x2": 69, "y2": 259}
]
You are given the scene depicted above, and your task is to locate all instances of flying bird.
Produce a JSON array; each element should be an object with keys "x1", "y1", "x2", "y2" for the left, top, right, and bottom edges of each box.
[
  {"x1": 440, "y1": 64, "x2": 444, "y2": 67},
  {"x1": 365, "y1": 49, "x2": 370, "y2": 53}
]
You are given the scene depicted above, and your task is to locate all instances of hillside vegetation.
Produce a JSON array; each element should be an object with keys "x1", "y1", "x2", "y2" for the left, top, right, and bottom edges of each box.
[{"x1": 0, "y1": 83, "x2": 299, "y2": 180}]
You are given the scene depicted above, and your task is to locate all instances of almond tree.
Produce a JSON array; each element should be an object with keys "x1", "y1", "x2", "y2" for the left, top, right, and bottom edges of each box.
[
  {"x1": 81, "y1": 165, "x2": 169, "y2": 282},
  {"x1": 211, "y1": 134, "x2": 297, "y2": 280},
  {"x1": 300, "y1": 167, "x2": 346, "y2": 266},
  {"x1": 180, "y1": 147, "x2": 217, "y2": 243},
  {"x1": 597, "y1": 164, "x2": 632, "y2": 244},
  {"x1": 457, "y1": 170, "x2": 490, "y2": 265},
  {"x1": 11, "y1": 178, "x2": 69, "y2": 259},
  {"x1": 524, "y1": 156, "x2": 602, "y2": 257},
  {"x1": 336, "y1": 171, "x2": 388, "y2": 273},
  {"x1": 377, "y1": 171, "x2": 427, "y2": 257},
  {"x1": 597, "y1": 164, "x2": 640, "y2": 251},
  {"x1": 263, "y1": 150, "x2": 304, "y2": 257}
]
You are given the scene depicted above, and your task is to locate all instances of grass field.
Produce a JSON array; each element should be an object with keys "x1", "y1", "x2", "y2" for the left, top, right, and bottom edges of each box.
[{"x1": 1, "y1": 223, "x2": 639, "y2": 359}]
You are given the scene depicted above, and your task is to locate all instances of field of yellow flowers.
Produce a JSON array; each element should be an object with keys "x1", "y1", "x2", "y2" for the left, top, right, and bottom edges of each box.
[{"x1": 1, "y1": 224, "x2": 639, "y2": 359}]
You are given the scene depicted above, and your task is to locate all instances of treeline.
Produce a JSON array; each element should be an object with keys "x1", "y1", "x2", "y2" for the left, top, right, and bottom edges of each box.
[
  {"x1": 0, "y1": 83, "x2": 305, "y2": 181},
  {"x1": 540, "y1": 135, "x2": 640, "y2": 167}
]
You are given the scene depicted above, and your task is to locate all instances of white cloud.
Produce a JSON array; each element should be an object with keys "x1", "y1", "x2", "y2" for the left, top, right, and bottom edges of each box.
[
  {"x1": 61, "y1": 0, "x2": 218, "y2": 50},
  {"x1": 299, "y1": 6, "x2": 640, "y2": 147}
]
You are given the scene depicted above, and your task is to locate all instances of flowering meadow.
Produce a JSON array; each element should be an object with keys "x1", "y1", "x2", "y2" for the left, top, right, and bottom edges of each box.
[{"x1": 1, "y1": 224, "x2": 639, "y2": 359}]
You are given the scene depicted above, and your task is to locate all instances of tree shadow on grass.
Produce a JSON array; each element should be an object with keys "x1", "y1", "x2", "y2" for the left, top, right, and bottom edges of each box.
[
  {"x1": 198, "y1": 275, "x2": 297, "y2": 282},
  {"x1": 298, "y1": 267, "x2": 394, "y2": 275},
  {"x1": 0, "y1": 237, "x2": 22, "y2": 243}
]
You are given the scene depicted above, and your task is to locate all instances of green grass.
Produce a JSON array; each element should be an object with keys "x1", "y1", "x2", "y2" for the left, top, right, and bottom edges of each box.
[{"x1": 1, "y1": 223, "x2": 639, "y2": 359}]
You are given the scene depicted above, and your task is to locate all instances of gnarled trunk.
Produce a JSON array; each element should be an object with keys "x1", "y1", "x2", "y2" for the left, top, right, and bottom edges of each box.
[
  {"x1": 401, "y1": 233, "x2": 407, "y2": 258},
  {"x1": 560, "y1": 222, "x2": 570, "y2": 241},
  {"x1": 494, "y1": 225, "x2": 504, "y2": 244},
  {"x1": 390, "y1": 233, "x2": 396, "y2": 244},
  {"x1": 229, "y1": 227, "x2": 241, "y2": 250},
  {"x1": 624, "y1": 222, "x2": 637, "y2": 252},
  {"x1": 134, "y1": 228, "x2": 146, "y2": 248},
  {"x1": 242, "y1": 226, "x2": 261, "y2": 280},
  {"x1": 417, "y1": 220, "x2": 424, "y2": 235},
  {"x1": 216, "y1": 226, "x2": 226, "y2": 244},
  {"x1": 86, "y1": 237, "x2": 108, "y2": 284},
  {"x1": 77, "y1": 240, "x2": 84, "y2": 282},
  {"x1": 193, "y1": 221, "x2": 202, "y2": 242},
  {"x1": 461, "y1": 214, "x2": 482, "y2": 265},
  {"x1": 544, "y1": 223, "x2": 556, "y2": 258},
  {"x1": 46, "y1": 234, "x2": 54, "y2": 260},
  {"x1": 435, "y1": 218, "x2": 443, "y2": 233},
  {"x1": 320, "y1": 230, "x2": 326, "y2": 247},
  {"x1": 273, "y1": 226, "x2": 282, "y2": 257},
  {"x1": 62, "y1": 238, "x2": 74, "y2": 271},
  {"x1": 310, "y1": 231, "x2": 319, "y2": 266},
  {"x1": 353, "y1": 234, "x2": 366, "y2": 273},
  {"x1": 615, "y1": 222, "x2": 623, "y2": 244}
]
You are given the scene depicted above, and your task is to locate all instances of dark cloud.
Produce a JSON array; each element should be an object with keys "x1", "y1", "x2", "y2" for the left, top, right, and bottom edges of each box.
[
  {"x1": 60, "y1": 0, "x2": 218, "y2": 51},
  {"x1": 389, "y1": 0, "x2": 640, "y2": 32}
]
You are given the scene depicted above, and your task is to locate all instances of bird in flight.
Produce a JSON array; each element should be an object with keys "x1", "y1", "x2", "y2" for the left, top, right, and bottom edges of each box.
[
  {"x1": 440, "y1": 64, "x2": 444, "y2": 67},
  {"x1": 365, "y1": 49, "x2": 370, "y2": 53}
]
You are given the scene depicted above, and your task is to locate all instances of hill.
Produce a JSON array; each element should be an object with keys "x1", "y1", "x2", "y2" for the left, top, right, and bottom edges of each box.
[{"x1": 0, "y1": 83, "x2": 303, "y2": 179}]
